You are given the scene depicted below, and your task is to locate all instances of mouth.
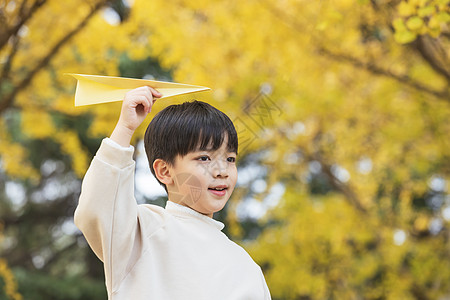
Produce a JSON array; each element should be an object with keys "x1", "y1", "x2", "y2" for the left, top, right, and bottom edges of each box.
[{"x1": 208, "y1": 185, "x2": 228, "y2": 197}]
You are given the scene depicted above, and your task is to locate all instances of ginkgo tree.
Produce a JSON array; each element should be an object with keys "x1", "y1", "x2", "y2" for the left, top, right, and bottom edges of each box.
[
  {"x1": 0, "y1": 0, "x2": 129, "y2": 298},
  {"x1": 0, "y1": 0, "x2": 449, "y2": 299}
]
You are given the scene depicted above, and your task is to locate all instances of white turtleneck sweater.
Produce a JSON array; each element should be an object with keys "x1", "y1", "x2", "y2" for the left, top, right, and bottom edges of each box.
[{"x1": 74, "y1": 139, "x2": 271, "y2": 300}]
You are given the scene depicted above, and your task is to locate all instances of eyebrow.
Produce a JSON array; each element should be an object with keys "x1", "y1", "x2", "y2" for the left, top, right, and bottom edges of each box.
[{"x1": 193, "y1": 148, "x2": 236, "y2": 154}]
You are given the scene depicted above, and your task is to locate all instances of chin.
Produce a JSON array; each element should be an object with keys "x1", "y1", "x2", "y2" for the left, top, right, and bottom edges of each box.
[{"x1": 198, "y1": 200, "x2": 227, "y2": 215}]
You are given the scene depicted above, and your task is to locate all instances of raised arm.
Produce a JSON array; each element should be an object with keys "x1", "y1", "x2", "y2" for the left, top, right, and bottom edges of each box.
[{"x1": 74, "y1": 86, "x2": 161, "y2": 293}]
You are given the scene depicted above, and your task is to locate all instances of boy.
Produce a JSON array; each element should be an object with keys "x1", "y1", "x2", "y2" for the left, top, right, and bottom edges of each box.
[{"x1": 74, "y1": 86, "x2": 271, "y2": 299}]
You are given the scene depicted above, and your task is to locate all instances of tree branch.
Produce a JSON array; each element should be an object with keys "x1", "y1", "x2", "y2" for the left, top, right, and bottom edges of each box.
[
  {"x1": 299, "y1": 128, "x2": 368, "y2": 214},
  {"x1": 413, "y1": 35, "x2": 450, "y2": 82},
  {"x1": 0, "y1": 34, "x2": 21, "y2": 84},
  {"x1": 259, "y1": 0, "x2": 449, "y2": 102},
  {"x1": 0, "y1": 1, "x2": 107, "y2": 115},
  {"x1": 0, "y1": 0, "x2": 47, "y2": 50},
  {"x1": 318, "y1": 47, "x2": 449, "y2": 101},
  {"x1": 316, "y1": 156, "x2": 368, "y2": 214}
]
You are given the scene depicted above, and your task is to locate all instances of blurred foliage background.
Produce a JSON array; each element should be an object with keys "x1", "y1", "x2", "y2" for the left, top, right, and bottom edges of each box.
[{"x1": 0, "y1": 0, "x2": 449, "y2": 299}]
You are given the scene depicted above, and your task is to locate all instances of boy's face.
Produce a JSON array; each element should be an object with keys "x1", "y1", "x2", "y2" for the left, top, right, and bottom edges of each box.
[{"x1": 166, "y1": 137, "x2": 237, "y2": 218}]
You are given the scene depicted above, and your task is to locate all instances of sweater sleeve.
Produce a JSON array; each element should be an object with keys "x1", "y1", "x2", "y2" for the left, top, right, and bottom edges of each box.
[{"x1": 74, "y1": 138, "x2": 164, "y2": 293}]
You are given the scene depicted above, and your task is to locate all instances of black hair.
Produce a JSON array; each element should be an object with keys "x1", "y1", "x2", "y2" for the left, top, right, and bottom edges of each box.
[{"x1": 144, "y1": 100, "x2": 238, "y2": 189}]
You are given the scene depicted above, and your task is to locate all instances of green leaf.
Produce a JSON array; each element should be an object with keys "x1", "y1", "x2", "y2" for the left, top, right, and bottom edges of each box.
[
  {"x1": 437, "y1": 12, "x2": 450, "y2": 23},
  {"x1": 406, "y1": 16, "x2": 424, "y2": 31},
  {"x1": 394, "y1": 29, "x2": 417, "y2": 43},
  {"x1": 393, "y1": 18, "x2": 407, "y2": 30},
  {"x1": 418, "y1": 6, "x2": 435, "y2": 17}
]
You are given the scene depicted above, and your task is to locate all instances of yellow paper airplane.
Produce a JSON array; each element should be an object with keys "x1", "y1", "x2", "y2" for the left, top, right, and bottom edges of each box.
[{"x1": 66, "y1": 73, "x2": 211, "y2": 106}]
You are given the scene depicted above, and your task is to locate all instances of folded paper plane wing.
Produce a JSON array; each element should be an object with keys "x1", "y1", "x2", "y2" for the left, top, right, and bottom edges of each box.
[{"x1": 66, "y1": 73, "x2": 211, "y2": 106}]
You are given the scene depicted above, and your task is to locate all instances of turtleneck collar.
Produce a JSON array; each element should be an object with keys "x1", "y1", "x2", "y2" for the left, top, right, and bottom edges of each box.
[{"x1": 165, "y1": 201, "x2": 225, "y2": 231}]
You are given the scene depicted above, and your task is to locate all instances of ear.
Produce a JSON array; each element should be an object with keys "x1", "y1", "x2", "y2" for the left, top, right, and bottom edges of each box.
[{"x1": 153, "y1": 159, "x2": 173, "y2": 185}]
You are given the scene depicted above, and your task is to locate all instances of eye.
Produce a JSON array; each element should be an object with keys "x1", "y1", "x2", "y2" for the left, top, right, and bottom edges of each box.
[
  {"x1": 197, "y1": 155, "x2": 211, "y2": 162},
  {"x1": 227, "y1": 156, "x2": 236, "y2": 163}
]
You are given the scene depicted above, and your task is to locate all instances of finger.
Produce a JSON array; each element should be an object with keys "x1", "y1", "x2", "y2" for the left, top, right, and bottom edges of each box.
[
  {"x1": 131, "y1": 95, "x2": 151, "y2": 113},
  {"x1": 132, "y1": 88, "x2": 153, "y2": 101},
  {"x1": 132, "y1": 86, "x2": 161, "y2": 100},
  {"x1": 142, "y1": 88, "x2": 155, "y2": 112},
  {"x1": 142, "y1": 95, "x2": 152, "y2": 113},
  {"x1": 130, "y1": 87, "x2": 152, "y2": 98},
  {"x1": 148, "y1": 86, "x2": 162, "y2": 98}
]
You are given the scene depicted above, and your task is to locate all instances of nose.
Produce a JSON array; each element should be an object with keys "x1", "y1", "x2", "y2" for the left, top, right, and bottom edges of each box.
[{"x1": 212, "y1": 160, "x2": 228, "y2": 178}]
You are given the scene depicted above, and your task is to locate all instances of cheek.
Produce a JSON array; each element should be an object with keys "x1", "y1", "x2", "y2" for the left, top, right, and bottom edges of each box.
[
  {"x1": 172, "y1": 172, "x2": 205, "y2": 205},
  {"x1": 230, "y1": 167, "x2": 238, "y2": 186}
]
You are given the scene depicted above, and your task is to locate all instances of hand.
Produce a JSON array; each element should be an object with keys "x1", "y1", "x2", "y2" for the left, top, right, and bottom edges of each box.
[
  {"x1": 118, "y1": 86, "x2": 162, "y2": 131},
  {"x1": 110, "y1": 86, "x2": 162, "y2": 147}
]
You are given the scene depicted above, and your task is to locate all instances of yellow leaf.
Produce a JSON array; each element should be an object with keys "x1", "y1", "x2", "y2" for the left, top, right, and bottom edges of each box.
[
  {"x1": 316, "y1": 21, "x2": 328, "y2": 31},
  {"x1": 398, "y1": 1, "x2": 416, "y2": 17},
  {"x1": 427, "y1": 25, "x2": 442, "y2": 37}
]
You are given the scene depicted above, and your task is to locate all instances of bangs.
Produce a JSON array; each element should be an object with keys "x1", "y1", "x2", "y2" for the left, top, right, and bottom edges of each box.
[
  {"x1": 189, "y1": 124, "x2": 236, "y2": 153},
  {"x1": 174, "y1": 103, "x2": 238, "y2": 156}
]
